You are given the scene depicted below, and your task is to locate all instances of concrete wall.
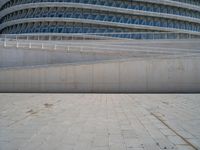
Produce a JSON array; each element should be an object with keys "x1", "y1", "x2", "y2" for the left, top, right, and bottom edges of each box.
[
  {"x1": 0, "y1": 57, "x2": 200, "y2": 93},
  {"x1": 0, "y1": 47, "x2": 121, "y2": 67}
]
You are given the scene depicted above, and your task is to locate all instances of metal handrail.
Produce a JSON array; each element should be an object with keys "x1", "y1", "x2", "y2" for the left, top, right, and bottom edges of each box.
[
  {"x1": 1, "y1": 36, "x2": 199, "y2": 57},
  {"x1": 1, "y1": 32, "x2": 200, "y2": 40}
]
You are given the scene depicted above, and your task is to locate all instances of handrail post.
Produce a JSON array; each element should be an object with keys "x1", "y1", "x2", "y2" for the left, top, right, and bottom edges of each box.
[
  {"x1": 3, "y1": 35, "x2": 7, "y2": 47},
  {"x1": 42, "y1": 43, "x2": 44, "y2": 49},
  {"x1": 16, "y1": 41, "x2": 19, "y2": 48},
  {"x1": 67, "y1": 46, "x2": 70, "y2": 52},
  {"x1": 4, "y1": 39, "x2": 6, "y2": 48},
  {"x1": 80, "y1": 46, "x2": 83, "y2": 52},
  {"x1": 29, "y1": 42, "x2": 31, "y2": 49},
  {"x1": 54, "y1": 44, "x2": 57, "y2": 50}
]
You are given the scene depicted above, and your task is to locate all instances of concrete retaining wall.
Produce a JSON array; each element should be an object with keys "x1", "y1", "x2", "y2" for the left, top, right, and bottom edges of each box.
[
  {"x1": 0, "y1": 57, "x2": 200, "y2": 93},
  {"x1": 0, "y1": 47, "x2": 121, "y2": 67}
]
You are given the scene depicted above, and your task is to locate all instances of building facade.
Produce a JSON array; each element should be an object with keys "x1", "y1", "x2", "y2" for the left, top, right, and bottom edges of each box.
[{"x1": 0, "y1": 0, "x2": 200, "y2": 37}]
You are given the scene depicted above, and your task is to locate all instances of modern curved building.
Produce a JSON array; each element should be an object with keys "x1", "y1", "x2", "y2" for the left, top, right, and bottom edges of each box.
[{"x1": 0, "y1": 0, "x2": 200, "y2": 37}]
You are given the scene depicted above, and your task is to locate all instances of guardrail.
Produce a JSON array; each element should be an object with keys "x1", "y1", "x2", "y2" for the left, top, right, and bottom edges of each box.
[
  {"x1": 1, "y1": 32, "x2": 200, "y2": 58},
  {"x1": 1, "y1": 32, "x2": 200, "y2": 41}
]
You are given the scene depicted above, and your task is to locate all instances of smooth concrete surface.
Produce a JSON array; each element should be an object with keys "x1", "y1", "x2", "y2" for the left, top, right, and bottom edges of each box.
[
  {"x1": 0, "y1": 39, "x2": 200, "y2": 93},
  {"x1": 0, "y1": 46, "x2": 124, "y2": 68},
  {"x1": 0, "y1": 94, "x2": 200, "y2": 150},
  {"x1": 0, "y1": 57, "x2": 200, "y2": 93}
]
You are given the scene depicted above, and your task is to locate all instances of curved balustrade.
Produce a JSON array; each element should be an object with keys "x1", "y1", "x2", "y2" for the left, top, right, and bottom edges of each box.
[
  {"x1": 1, "y1": 3, "x2": 200, "y2": 24},
  {"x1": 1, "y1": 18, "x2": 200, "y2": 35},
  {"x1": 0, "y1": 0, "x2": 200, "y2": 37},
  {"x1": 1, "y1": 0, "x2": 200, "y2": 18}
]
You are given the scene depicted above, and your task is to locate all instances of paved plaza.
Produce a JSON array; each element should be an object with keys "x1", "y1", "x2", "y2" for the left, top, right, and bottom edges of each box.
[{"x1": 0, "y1": 94, "x2": 200, "y2": 150}]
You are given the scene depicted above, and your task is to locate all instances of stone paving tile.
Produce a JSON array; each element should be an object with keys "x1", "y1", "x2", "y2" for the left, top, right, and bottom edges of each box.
[{"x1": 0, "y1": 94, "x2": 200, "y2": 150}]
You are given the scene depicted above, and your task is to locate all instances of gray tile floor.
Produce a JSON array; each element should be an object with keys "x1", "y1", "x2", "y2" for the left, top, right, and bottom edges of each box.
[{"x1": 0, "y1": 94, "x2": 200, "y2": 150}]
